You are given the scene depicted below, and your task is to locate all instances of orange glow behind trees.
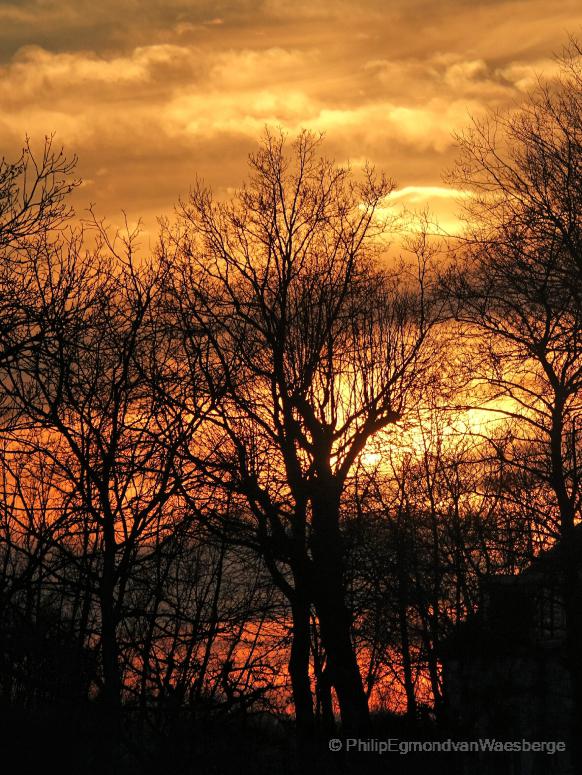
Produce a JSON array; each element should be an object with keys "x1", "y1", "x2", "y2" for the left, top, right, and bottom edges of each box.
[{"x1": 1, "y1": 40, "x2": 582, "y2": 768}]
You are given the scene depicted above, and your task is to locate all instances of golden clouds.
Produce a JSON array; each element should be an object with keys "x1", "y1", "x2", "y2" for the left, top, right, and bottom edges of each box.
[
  {"x1": 0, "y1": 1, "x2": 581, "y2": 233},
  {"x1": 0, "y1": 43, "x2": 193, "y2": 109},
  {"x1": 388, "y1": 186, "x2": 470, "y2": 204}
]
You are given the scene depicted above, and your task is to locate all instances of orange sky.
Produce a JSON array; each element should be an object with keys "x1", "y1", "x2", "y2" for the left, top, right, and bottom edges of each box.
[{"x1": 2, "y1": 0, "x2": 582, "y2": 239}]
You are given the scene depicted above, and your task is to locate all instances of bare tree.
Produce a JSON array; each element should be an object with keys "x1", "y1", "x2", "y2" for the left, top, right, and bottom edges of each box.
[
  {"x1": 164, "y1": 130, "x2": 440, "y2": 733},
  {"x1": 0, "y1": 219, "x2": 212, "y2": 737},
  {"x1": 0, "y1": 137, "x2": 79, "y2": 370},
  {"x1": 444, "y1": 38, "x2": 582, "y2": 759}
]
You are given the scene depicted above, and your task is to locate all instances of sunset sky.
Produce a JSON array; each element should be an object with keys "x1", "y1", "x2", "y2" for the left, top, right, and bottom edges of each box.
[{"x1": 3, "y1": 0, "x2": 582, "y2": 237}]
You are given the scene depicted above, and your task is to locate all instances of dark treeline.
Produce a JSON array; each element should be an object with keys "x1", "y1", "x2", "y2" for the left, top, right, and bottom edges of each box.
[{"x1": 1, "y1": 41, "x2": 582, "y2": 775}]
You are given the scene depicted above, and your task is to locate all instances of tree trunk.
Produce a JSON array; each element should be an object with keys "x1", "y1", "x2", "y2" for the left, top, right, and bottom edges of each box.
[
  {"x1": 398, "y1": 592, "x2": 417, "y2": 721},
  {"x1": 311, "y1": 489, "x2": 370, "y2": 734},
  {"x1": 312, "y1": 620, "x2": 335, "y2": 734},
  {"x1": 289, "y1": 592, "x2": 314, "y2": 736},
  {"x1": 100, "y1": 524, "x2": 122, "y2": 732},
  {"x1": 315, "y1": 666, "x2": 335, "y2": 734},
  {"x1": 314, "y1": 593, "x2": 369, "y2": 733}
]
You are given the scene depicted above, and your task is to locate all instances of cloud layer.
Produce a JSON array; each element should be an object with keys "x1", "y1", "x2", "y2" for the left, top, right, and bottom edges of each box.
[{"x1": 2, "y1": 0, "x2": 582, "y2": 235}]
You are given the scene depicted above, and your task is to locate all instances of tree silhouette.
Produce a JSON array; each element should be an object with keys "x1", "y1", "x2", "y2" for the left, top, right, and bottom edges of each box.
[
  {"x1": 164, "y1": 130, "x2": 441, "y2": 734},
  {"x1": 445, "y1": 37, "x2": 582, "y2": 764}
]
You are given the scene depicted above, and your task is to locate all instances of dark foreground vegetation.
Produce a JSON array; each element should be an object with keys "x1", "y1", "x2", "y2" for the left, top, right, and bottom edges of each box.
[
  {"x1": 0, "y1": 697, "x2": 480, "y2": 774},
  {"x1": 2, "y1": 36, "x2": 582, "y2": 775}
]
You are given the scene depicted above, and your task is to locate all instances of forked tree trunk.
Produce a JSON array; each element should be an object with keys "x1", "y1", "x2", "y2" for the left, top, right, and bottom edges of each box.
[
  {"x1": 314, "y1": 594, "x2": 370, "y2": 734},
  {"x1": 311, "y1": 490, "x2": 370, "y2": 735}
]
